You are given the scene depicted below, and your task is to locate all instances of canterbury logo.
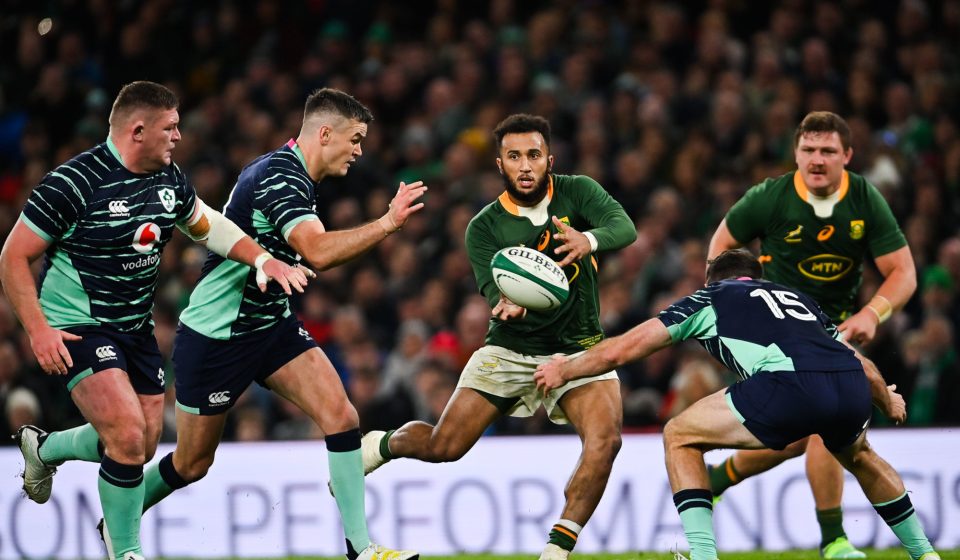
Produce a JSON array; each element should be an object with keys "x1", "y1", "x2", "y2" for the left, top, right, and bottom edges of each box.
[
  {"x1": 817, "y1": 225, "x2": 835, "y2": 241},
  {"x1": 95, "y1": 346, "x2": 117, "y2": 360},
  {"x1": 208, "y1": 391, "x2": 231, "y2": 405},
  {"x1": 108, "y1": 200, "x2": 129, "y2": 216}
]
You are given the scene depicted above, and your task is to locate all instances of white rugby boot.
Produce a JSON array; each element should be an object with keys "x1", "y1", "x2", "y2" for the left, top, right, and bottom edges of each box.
[
  {"x1": 14, "y1": 425, "x2": 61, "y2": 503},
  {"x1": 353, "y1": 543, "x2": 418, "y2": 560}
]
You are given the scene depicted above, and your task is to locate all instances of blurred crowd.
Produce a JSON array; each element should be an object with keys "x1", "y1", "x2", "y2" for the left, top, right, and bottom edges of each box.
[{"x1": 1, "y1": 0, "x2": 959, "y2": 443}]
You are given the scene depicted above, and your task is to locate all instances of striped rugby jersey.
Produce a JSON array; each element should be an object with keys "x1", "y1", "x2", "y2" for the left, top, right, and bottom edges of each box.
[
  {"x1": 180, "y1": 139, "x2": 318, "y2": 340},
  {"x1": 658, "y1": 278, "x2": 861, "y2": 379},
  {"x1": 21, "y1": 138, "x2": 198, "y2": 333}
]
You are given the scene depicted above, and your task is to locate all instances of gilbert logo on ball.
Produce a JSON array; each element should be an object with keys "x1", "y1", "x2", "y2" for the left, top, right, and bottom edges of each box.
[{"x1": 491, "y1": 246, "x2": 569, "y2": 311}]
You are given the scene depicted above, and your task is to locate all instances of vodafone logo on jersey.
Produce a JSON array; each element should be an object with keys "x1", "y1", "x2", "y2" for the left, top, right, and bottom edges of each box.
[{"x1": 132, "y1": 222, "x2": 161, "y2": 253}]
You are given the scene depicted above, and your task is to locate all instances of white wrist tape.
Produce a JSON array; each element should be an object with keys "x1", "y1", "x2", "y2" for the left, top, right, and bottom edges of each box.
[{"x1": 201, "y1": 200, "x2": 247, "y2": 257}]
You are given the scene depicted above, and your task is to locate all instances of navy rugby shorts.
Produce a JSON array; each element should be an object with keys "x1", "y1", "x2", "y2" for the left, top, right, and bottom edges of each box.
[
  {"x1": 726, "y1": 369, "x2": 872, "y2": 452},
  {"x1": 61, "y1": 327, "x2": 165, "y2": 395},
  {"x1": 172, "y1": 314, "x2": 318, "y2": 415}
]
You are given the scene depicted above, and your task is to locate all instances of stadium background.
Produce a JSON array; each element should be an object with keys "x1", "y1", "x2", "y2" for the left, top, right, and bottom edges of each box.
[{"x1": 0, "y1": 0, "x2": 958, "y2": 447}]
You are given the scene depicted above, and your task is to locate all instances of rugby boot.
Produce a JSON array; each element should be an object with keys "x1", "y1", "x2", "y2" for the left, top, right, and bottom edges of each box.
[
  {"x1": 821, "y1": 537, "x2": 867, "y2": 559},
  {"x1": 350, "y1": 543, "x2": 418, "y2": 560},
  {"x1": 14, "y1": 425, "x2": 61, "y2": 503}
]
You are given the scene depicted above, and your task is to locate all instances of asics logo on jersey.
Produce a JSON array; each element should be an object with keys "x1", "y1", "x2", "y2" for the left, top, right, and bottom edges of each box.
[
  {"x1": 132, "y1": 222, "x2": 162, "y2": 254},
  {"x1": 817, "y1": 225, "x2": 835, "y2": 241},
  {"x1": 108, "y1": 200, "x2": 129, "y2": 216},
  {"x1": 95, "y1": 346, "x2": 117, "y2": 360},
  {"x1": 208, "y1": 391, "x2": 231, "y2": 405},
  {"x1": 298, "y1": 327, "x2": 312, "y2": 340},
  {"x1": 158, "y1": 188, "x2": 176, "y2": 212},
  {"x1": 157, "y1": 368, "x2": 165, "y2": 383}
]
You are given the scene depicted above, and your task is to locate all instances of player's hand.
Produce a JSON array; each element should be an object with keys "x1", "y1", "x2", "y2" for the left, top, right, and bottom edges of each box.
[
  {"x1": 884, "y1": 383, "x2": 907, "y2": 424},
  {"x1": 256, "y1": 257, "x2": 309, "y2": 295},
  {"x1": 534, "y1": 354, "x2": 569, "y2": 396},
  {"x1": 552, "y1": 216, "x2": 591, "y2": 268},
  {"x1": 29, "y1": 326, "x2": 81, "y2": 375},
  {"x1": 381, "y1": 181, "x2": 428, "y2": 233},
  {"x1": 838, "y1": 308, "x2": 879, "y2": 345},
  {"x1": 492, "y1": 293, "x2": 526, "y2": 321}
]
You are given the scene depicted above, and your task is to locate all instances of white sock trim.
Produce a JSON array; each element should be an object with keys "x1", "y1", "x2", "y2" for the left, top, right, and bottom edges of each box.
[{"x1": 556, "y1": 518, "x2": 583, "y2": 535}]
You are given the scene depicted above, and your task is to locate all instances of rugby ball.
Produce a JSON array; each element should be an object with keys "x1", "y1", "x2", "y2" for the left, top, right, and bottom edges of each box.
[{"x1": 491, "y1": 246, "x2": 569, "y2": 311}]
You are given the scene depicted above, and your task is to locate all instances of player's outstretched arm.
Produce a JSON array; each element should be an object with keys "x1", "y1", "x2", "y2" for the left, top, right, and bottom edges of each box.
[
  {"x1": 288, "y1": 180, "x2": 427, "y2": 271},
  {"x1": 534, "y1": 318, "x2": 673, "y2": 393},
  {"x1": 0, "y1": 220, "x2": 81, "y2": 375},
  {"x1": 179, "y1": 199, "x2": 309, "y2": 294},
  {"x1": 707, "y1": 219, "x2": 744, "y2": 263},
  {"x1": 839, "y1": 246, "x2": 916, "y2": 345}
]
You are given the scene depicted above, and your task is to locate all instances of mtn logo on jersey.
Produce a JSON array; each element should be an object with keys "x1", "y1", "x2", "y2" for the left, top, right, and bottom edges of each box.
[
  {"x1": 109, "y1": 200, "x2": 129, "y2": 217},
  {"x1": 158, "y1": 188, "x2": 176, "y2": 212},
  {"x1": 132, "y1": 223, "x2": 161, "y2": 253},
  {"x1": 797, "y1": 254, "x2": 854, "y2": 281}
]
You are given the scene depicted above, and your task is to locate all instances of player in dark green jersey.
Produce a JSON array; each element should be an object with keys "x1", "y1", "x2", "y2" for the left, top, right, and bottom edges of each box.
[
  {"x1": 705, "y1": 112, "x2": 918, "y2": 559},
  {"x1": 360, "y1": 114, "x2": 637, "y2": 560},
  {"x1": 0, "y1": 82, "x2": 306, "y2": 560}
]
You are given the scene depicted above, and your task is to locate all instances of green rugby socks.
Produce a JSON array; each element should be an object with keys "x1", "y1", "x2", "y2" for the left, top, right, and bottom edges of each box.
[
  {"x1": 380, "y1": 429, "x2": 396, "y2": 460},
  {"x1": 816, "y1": 507, "x2": 847, "y2": 549},
  {"x1": 547, "y1": 519, "x2": 582, "y2": 551},
  {"x1": 708, "y1": 456, "x2": 740, "y2": 497},
  {"x1": 98, "y1": 455, "x2": 145, "y2": 559},
  {"x1": 39, "y1": 423, "x2": 103, "y2": 464},
  {"x1": 873, "y1": 493, "x2": 935, "y2": 559},
  {"x1": 142, "y1": 453, "x2": 190, "y2": 512},
  {"x1": 327, "y1": 429, "x2": 371, "y2": 554},
  {"x1": 674, "y1": 489, "x2": 718, "y2": 560}
]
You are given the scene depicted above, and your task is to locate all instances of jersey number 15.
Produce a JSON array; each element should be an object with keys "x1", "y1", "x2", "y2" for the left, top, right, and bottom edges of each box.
[{"x1": 749, "y1": 288, "x2": 817, "y2": 321}]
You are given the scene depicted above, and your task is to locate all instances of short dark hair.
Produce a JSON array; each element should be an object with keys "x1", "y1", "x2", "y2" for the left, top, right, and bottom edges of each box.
[
  {"x1": 304, "y1": 88, "x2": 373, "y2": 124},
  {"x1": 706, "y1": 249, "x2": 763, "y2": 284},
  {"x1": 109, "y1": 81, "x2": 179, "y2": 125},
  {"x1": 493, "y1": 114, "x2": 551, "y2": 148},
  {"x1": 794, "y1": 111, "x2": 852, "y2": 151}
]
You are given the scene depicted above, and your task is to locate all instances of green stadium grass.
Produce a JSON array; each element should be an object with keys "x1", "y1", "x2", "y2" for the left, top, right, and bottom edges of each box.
[{"x1": 217, "y1": 550, "x2": 960, "y2": 560}]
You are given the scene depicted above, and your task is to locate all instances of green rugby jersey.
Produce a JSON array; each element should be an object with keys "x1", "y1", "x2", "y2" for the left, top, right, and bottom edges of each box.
[
  {"x1": 21, "y1": 138, "x2": 198, "y2": 333},
  {"x1": 725, "y1": 171, "x2": 906, "y2": 321},
  {"x1": 465, "y1": 174, "x2": 636, "y2": 355},
  {"x1": 180, "y1": 140, "x2": 317, "y2": 340}
]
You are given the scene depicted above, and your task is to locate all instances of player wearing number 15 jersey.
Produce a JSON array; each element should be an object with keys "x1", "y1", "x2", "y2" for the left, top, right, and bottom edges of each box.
[{"x1": 534, "y1": 249, "x2": 939, "y2": 560}]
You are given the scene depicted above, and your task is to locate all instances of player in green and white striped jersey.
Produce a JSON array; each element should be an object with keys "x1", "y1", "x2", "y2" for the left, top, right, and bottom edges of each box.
[{"x1": 0, "y1": 82, "x2": 306, "y2": 560}]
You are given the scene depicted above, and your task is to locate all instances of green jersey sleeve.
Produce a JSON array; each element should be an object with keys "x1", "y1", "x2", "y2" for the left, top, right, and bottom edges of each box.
[
  {"x1": 864, "y1": 182, "x2": 907, "y2": 257},
  {"x1": 569, "y1": 175, "x2": 637, "y2": 251},
  {"x1": 465, "y1": 214, "x2": 500, "y2": 308},
  {"x1": 724, "y1": 178, "x2": 777, "y2": 244}
]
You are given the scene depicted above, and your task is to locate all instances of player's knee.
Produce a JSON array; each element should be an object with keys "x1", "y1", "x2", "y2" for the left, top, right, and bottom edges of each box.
[
  {"x1": 662, "y1": 418, "x2": 683, "y2": 448},
  {"x1": 782, "y1": 438, "x2": 808, "y2": 458},
  {"x1": 102, "y1": 421, "x2": 149, "y2": 463},
  {"x1": 583, "y1": 430, "x2": 622, "y2": 463},
  {"x1": 176, "y1": 453, "x2": 216, "y2": 483},
  {"x1": 427, "y1": 431, "x2": 469, "y2": 462}
]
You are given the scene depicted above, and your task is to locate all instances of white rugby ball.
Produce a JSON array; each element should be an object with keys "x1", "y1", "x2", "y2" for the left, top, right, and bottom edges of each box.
[{"x1": 491, "y1": 246, "x2": 570, "y2": 311}]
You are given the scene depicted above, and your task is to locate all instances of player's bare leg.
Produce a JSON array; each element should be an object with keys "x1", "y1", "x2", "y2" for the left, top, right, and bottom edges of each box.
[
  {"x1": 664, "y1": 388, "x2": 764, "y2": 560},
  {"x1": 268, "y1": 348, "x2": 417, "y2": 560},
  {"x1": 832, "y1": 434, "x2": 938, "y2": 560},
  {"x1": 72, "y1": 369, "x2": 157, "y2": 559},
  {"x1": 378, "y1": 387, "x2": 501, "y2": 462},
  {"x1": 540, "y1": 379, "x2": 622, "y2": 560}
]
